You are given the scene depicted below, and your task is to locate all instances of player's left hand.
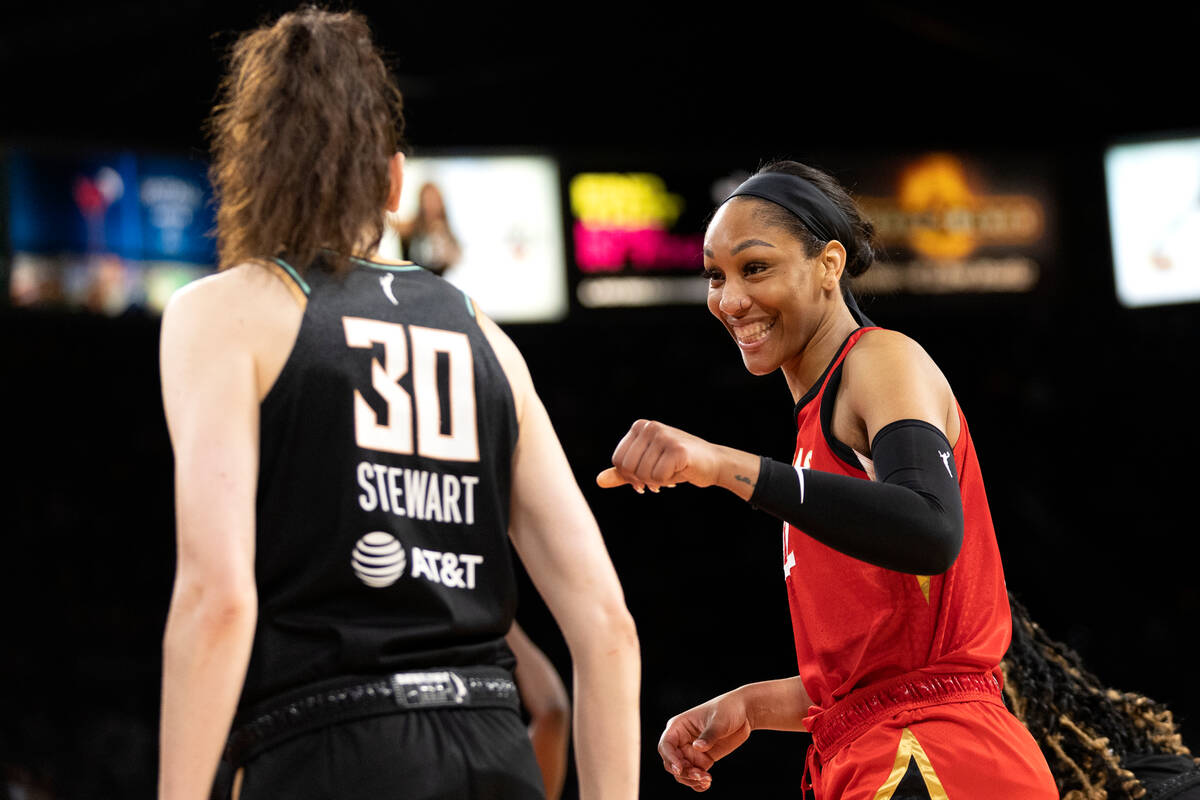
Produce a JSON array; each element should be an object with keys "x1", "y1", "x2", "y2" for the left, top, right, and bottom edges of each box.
[
  {"x1": 658, "y1": 690, "x2": 754, "y2": 792},
  {"x1": 596, "y1": 419, "x2": 721, "y2": 493}
]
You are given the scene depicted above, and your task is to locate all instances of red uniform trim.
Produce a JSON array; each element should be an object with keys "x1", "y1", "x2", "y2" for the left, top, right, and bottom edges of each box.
[{"x1": 809, "y1": 668, "x2": 1003, "y2": 763}]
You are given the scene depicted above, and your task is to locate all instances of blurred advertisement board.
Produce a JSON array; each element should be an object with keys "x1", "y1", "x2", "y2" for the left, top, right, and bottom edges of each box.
[
  {"x1": 6, "y1": 149, "x2": 216, "y2": 315},
  {"x1": 379, "y1": 154, "x2": 567, "y2": 323},
  {"x1": 850, "y1": 153, "x2": 1051, "y2": 295},
  {"x1": 1105, "y1": 136, "x2": 1200, "y2": 308},
  {"x1": 568, "y1": 169, "x2": 737, "y2": 309},
  {"x1": 565, "y1": 154, "x2": 1053, "y2": 310}
]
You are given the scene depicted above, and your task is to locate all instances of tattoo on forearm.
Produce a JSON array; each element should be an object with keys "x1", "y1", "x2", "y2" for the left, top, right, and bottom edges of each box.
[{"x1": 735, "y1": 474, "x2": 755, "y2": 488}]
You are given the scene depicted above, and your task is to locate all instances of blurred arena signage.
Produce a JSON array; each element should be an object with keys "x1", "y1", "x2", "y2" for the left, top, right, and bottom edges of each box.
[
  {"x1": 565, "y1": 157, "x2": 1052, "y2": 308},
  {"x1": 1105, "y1": 134, "x2": 1200, "y2": 308},
  {"x1": 571, "y1": 173, "x2": 699, "y2": 271},
  {"x1": 851, "y1": 153, "x2": 1051, "y2": 294},
  {"x1": 569, "y1": 171, "x2": 712, "y2": 309},
  {"x1": 377, "y1": 154, "x2": 568, "y2": 324},
  {"x1": 5, "y1": 148, "x2": 216, "y2": 315}
]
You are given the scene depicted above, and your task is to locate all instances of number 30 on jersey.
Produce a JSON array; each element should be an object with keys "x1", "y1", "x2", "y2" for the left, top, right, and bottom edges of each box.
[{"x1": 342, "y1": 317, "x2": 479, "y2": 462}]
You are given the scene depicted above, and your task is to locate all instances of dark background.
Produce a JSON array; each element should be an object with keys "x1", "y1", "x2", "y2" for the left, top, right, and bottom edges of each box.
[{"x1": 2, "y1": 3, "x2": 1199, "y2": 798}]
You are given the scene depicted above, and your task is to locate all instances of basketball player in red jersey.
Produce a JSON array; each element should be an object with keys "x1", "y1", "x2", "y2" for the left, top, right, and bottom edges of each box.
[{"x1": 599, "y1": 162, "x2": 1057, "y2": 799}]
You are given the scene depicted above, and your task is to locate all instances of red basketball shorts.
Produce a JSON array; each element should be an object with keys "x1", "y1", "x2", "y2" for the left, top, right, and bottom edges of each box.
[{"x1": 805, "y1": 672, "x2": 1057, "y2": 799}]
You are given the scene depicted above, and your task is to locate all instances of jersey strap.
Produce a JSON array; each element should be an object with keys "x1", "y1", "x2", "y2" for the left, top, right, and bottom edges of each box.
[{"x1": 269, "y1": 257, "x2": 312, "y2": 307}]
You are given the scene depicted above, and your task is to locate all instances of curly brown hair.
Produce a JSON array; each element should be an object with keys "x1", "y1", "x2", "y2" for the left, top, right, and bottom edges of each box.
[{"x1": 208, "y1": 6, "x2": 405, "y2": 274}]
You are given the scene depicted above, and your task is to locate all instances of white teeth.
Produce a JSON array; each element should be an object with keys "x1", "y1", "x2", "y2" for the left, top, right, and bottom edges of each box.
[{"x1": 734, "y1": 319, "x2": 775, "y2": 344}]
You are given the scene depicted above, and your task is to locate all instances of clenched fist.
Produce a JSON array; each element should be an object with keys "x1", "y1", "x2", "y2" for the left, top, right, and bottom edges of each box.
[{"x1": 597, "y1": 419, "x2": 733, "y2": 494}]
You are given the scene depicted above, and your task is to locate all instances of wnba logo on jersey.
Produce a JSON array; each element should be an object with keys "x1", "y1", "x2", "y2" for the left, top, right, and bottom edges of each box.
[{"x1": 352, "y1": 531, "x2": 408, "y2": 587}]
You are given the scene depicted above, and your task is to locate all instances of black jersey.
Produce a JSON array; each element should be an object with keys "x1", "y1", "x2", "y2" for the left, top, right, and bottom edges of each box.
[{"x1": 239, "y1": 256, "x2": 520, "y2": 709}]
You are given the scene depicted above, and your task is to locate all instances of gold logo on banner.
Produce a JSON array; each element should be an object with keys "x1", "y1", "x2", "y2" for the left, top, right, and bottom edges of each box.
[{"x1": 858, "y1": 154, "x2": 1044, "y2": 260}]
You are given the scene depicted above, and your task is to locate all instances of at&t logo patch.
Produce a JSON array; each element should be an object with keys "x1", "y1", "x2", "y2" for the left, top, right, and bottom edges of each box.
[{"x1": 352, "y1": 531, "x2": 407, "y2": 587}]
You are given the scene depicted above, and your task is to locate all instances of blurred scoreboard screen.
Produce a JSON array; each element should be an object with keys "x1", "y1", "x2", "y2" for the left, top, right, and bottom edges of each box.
[
  {"x1": 6, "y1": 149, "x2": 216, "y2": 315},
  {"x1": 1105, "y1": 136, "x2": 1200, "y2": 308},
  {"x1": 379, "y1": 154, "x2": 567, "y2": 324}
]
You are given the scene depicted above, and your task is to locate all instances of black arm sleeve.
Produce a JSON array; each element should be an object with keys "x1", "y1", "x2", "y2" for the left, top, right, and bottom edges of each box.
[{"x1": 749, "y1": 419, "x2": 964, "y2": 574}]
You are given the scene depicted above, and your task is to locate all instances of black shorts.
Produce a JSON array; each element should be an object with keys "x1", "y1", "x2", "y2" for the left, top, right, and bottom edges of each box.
[{"x1": 225, "y1": 706, "x2": 545, "y2": 800}]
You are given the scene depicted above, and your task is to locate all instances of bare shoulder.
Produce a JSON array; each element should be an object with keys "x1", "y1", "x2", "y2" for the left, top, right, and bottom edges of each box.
[
  {"x1": 474, "y1": 310, "x2": 532, "y2": 419},
  {"x1": 844, "y1": 328, "x2": 949, "y2": 389},
  {"x1": 161, "y1": 262, "x2": 302, "y2": 399},
  {"x1": 474, "y1": 310, "x2": 521, "y2": 367},
  {"x1": 849, "y1": 328, "x2": 932, "y2": 364},
  {"x1": 841, "y1": 328, "x2": 958, "y2": 444},
  {"x1": 161, "y1": 270, "x2": 233, "y2": 356},
  {"x1": 164, "y1": 263, "x2": 288, "y2": 330}
]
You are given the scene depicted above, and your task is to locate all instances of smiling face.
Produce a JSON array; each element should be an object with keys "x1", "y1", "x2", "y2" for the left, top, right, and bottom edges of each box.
[{"x1": 703, "y1": 197, "x2": 845, "y2": 380}]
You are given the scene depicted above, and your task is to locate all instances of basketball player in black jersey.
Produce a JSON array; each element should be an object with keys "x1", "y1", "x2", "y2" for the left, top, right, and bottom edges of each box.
[{"x1": 157, "y1": 9, "x2": 639, "y2": 800}]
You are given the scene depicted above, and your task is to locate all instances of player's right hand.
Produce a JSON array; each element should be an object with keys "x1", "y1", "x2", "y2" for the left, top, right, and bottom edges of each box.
[
  {"x1": 596, "y1": 419, "x2": 721, "y2": 494},
  {"x1": 658, "y1": 689, "x2": 753, "y2": 792}
]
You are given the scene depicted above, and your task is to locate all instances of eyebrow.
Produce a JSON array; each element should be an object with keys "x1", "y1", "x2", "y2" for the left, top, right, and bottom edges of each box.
[
  {"x1": 704, "y1": 239, "x2": 778, "y2": 259},
  {"x1": 732, "y1": 239, "x2": 777, "y2": 254}
]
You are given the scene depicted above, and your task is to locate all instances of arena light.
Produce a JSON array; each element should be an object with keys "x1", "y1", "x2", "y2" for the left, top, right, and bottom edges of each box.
[{"x1": 1105, "y1": 135, "x2": 1200, "y2": 308}]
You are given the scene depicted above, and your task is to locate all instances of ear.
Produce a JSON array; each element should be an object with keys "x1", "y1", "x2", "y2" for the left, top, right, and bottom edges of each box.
[
  {"x1": 819, "y1": 240, "x2": 847, "y2": 291},
  {"x1": 385, "y1": 151, "x2": 405, "y2": 213}
]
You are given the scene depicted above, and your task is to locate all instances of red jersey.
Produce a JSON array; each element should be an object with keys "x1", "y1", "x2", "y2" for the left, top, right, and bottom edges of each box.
[{"x1": 785, "y1": 327, "x2": 1011, "y2": 730}]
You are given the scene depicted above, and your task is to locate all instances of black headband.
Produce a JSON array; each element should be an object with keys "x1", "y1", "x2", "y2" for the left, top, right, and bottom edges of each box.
[
  {"x1": 723, "y1": 172, "x2": 855, "y2": 248},
  {"x1": 722, "y1": 171, "x2": 872, "y2": 327}
]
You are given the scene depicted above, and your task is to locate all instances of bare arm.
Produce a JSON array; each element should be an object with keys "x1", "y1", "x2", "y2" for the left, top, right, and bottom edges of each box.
[
  {"x1": 158, "y1": 276, "x2": 261, "y2": 800},
  {"x1": 737, "y1": 676, "x2": 813, "y2": 732},
  {"x1": 658, "y1": 677, "x2": 812, "y2": 792},
  {"x1": 597, "y1": 330, "x2": 957, "y2": 497},
  {"x1": 507, "y1": 621, "x2": 571, "y2": 800},
  {"x1": 596, "y1": 331, "x2": 965, "y2": 575},
  {"x1": 480, "y1": 314, "x2": 640, "y2": 800}
]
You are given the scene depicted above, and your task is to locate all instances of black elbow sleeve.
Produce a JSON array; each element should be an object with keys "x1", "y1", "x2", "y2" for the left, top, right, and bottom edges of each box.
[
  {"x1": 750, "y1": 419, "x2": 964, "y2": 575},
  {"x1": 870, "y1": 419, "x2": 964, "y2": 572}
]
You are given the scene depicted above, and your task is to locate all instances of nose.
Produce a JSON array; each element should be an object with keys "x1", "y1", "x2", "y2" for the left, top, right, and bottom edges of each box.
[{"x1": 717, "y1": 281, "x2": 750, "y2": 316}]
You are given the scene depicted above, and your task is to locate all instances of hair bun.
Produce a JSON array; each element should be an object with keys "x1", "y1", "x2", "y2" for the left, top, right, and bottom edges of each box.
[{"x1": 845, "y1": 242, "x2": 871, "y2": 278}]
